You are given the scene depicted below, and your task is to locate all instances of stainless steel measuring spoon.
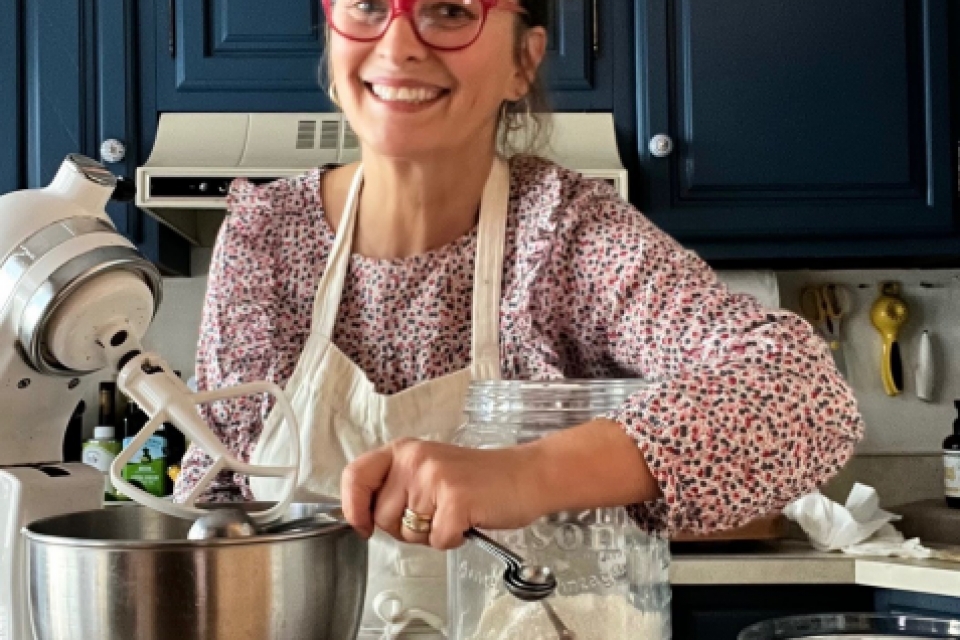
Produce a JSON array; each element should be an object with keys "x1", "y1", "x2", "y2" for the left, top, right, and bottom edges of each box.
[
  {"x1": 465, "y1": 528, "x2": 576, "y2": 639},
  {"x1": 187, "y1": 506, "x2": 342, "y2": 540}
]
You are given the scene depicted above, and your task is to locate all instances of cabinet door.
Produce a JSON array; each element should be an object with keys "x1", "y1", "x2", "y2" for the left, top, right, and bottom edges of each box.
[
  {"x1": 155, "y1": 0, "x2": 330, "y2": 112},
  {"x1": 0, "y1": 0, "x2": 21, "y2": 194},
  {"x1": 98, "y1": 1, "x2": 191, "y2": 274},
  {"x1": 152, "y1": 0, "x2": 615, "y2": 112},
  {"x1": 542, "y1": 0, "x2": 611, "y2": 111},
  {"x1": 672, "y1": 585, "x2": 875, "y2": 640},
  {"x1": 22, "y1": 0, "x2": 91, "y2": 191},
  {"x1": 19, "y1": 0, "x2": 189, "y2": 274},
  {"x1": 875, "y1": 589, "x2": 960, "y2": 620},
  {"x1": 636, "y1": 0, "x2": 955, "y2": 264}
]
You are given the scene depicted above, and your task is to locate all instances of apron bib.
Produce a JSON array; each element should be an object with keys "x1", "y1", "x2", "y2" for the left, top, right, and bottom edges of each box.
[{"x1": 250, "y1": 157, "x2": 509, "y2": 638}]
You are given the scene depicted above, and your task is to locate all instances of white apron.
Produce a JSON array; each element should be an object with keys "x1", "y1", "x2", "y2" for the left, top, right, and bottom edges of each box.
[{"x1": 250, "y1": 158, "x2": 509, "y2": 638}]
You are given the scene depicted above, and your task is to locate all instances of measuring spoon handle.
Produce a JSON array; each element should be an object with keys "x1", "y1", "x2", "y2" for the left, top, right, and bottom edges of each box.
[
  {"x1": 541, "y1": 600, "x2": 577, "y2": 640},
  {"x1": 465, "y1": 528, "x2": 523, "y2": 569}
]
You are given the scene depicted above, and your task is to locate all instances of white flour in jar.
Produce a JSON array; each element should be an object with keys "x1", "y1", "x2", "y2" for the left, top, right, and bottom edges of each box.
[{"x1": 469, "y1": 593, "x2": 666, "y2": 640}]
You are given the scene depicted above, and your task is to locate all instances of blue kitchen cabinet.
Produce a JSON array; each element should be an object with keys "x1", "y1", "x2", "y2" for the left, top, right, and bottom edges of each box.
[
  {"x1": 145, "y1": 0, "x2": 621, "y2": 112},
  {"x1": 134, "y1": 0, "x2": 639, "y2": 275},
  {"x1": 0, "y1": 0, "x2": 21, "y2": 196},
  {"x1": 635, "y1": 0, "x2": 958, "y2": 265},
  {"x1": 5, "y1": 0, "x2": 190, "y2": 275},
  {"x1": 671, "y1": 585, "x2": 876, "y2": 640},
  {"x1": 150, "y1": 0, "x2": 329, "y2": 113},
  {"x1": 875, "y1": 589, "x2": 960, "y2": 621}
]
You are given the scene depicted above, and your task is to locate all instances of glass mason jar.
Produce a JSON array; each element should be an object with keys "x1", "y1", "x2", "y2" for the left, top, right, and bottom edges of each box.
[{"x1": 449, "y1": 380, "x2": 672, "y2": 640}]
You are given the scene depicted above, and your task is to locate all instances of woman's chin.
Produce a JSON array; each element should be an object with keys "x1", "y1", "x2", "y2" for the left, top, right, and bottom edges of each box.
[{"x1": 364, "y1": 137, "x2": 451, "y2": 161}]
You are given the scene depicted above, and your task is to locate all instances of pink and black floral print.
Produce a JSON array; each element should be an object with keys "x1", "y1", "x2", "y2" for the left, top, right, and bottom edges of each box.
[{"x1": 174, "y1": 155, "x2": 863, "y2": 535}]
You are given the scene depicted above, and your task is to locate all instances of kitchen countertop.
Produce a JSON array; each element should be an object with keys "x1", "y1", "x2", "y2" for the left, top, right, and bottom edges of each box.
[
  {"x1": 353, "y1": 541, "x2": 960, "y2": 639},
  {"x1": 670, "y1": 539, "x2": 960, "y2": 597}
]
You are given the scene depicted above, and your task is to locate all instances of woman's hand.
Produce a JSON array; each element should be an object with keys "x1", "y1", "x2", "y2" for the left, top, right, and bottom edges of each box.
[
  {"x1": 340, "y1": 419, "x2": 660, "y2": 550},
  {"x1": 340, "y1": 438, "x2": 544, "y2": 550}
]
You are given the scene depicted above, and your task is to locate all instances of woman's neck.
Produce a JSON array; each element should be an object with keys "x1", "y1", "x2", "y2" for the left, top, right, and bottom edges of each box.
[{"x1": 352, "y1": 144, "x2": 498, "y2": 260}]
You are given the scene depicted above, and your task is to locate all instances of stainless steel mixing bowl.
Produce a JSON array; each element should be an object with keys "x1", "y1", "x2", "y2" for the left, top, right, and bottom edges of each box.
[
  {"x1": 739, "y1": 613, "x2": 960, "y2": 639},
  {"x1": 24, "y1": 502, "x2": 367, "y2": 640}
]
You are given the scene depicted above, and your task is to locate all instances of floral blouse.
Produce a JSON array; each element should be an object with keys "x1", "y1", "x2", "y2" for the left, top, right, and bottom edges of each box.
[{"x1": 174, "y1": 155, "x2": 863, "y2": 535}]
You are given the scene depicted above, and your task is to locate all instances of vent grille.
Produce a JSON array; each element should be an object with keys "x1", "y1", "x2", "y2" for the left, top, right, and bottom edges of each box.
[
  {"x1": 320, "y1": 121, "x2": 340, "y2": 149},
  {"x1": 297, "y1": 118, "x2": 355, "y2": 152},
  {"x1": 296, "y1": 120, "x2": 317, "y2": 150}
]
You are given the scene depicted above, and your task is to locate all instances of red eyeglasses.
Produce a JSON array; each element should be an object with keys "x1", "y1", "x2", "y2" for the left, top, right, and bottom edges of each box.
[{"x1": 322, "y1": 0, "x2": 527, "y2": 51}]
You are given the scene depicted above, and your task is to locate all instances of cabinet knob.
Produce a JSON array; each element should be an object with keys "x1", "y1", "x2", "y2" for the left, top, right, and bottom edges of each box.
[
  {"x1": 649, "y1": 134, "x2": 674, "y2": 158},
  {"x1": 100, "y1": 139, "x2": 127, "y2": 164}
]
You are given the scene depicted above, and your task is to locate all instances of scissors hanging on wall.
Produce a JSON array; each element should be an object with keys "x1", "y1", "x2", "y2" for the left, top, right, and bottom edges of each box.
[{"x1": 799, "y1": 283, "x2": 851, "y2": 379}]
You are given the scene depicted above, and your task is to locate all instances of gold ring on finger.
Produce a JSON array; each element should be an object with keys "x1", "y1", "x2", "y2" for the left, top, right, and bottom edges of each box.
[{"x1": 402, "y1": 508, "x2": 433, "y2": 534}]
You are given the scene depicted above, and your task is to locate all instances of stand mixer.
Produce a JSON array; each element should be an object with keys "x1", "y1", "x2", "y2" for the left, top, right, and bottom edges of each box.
[{"x1": 0, "y1": 155, "x2": 302, "y2": 640}]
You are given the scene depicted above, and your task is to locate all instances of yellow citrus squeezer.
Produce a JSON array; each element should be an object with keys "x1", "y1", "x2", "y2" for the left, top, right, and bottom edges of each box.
[{"x1": 870, "y1": 281, "x2": 909, "y2": 397}]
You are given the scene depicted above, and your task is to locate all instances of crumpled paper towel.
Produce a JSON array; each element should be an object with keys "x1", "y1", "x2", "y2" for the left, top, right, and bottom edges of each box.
[{"x1": 783, "y1": 483, "x2": 934, "y2": 559}]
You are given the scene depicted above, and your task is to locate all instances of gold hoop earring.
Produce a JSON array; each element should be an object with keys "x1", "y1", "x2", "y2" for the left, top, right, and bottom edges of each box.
[
  {"x1": 520, "y1": 96, "x2": 533, "y2": 121},
  {"x1": 501, "y1": 96, "x2": 531, "y2": 132},
  {"x1": 499, "y1": 101, "x2": 510, "y2": 126},
  {"x1": 328, "y1": 82, "x2": 341, "y2": 108}
]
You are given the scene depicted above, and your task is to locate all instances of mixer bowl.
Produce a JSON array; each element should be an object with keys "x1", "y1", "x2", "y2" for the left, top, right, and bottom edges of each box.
[{"x1": 24, "y1": 502, "x2": 367, "y2": 640}]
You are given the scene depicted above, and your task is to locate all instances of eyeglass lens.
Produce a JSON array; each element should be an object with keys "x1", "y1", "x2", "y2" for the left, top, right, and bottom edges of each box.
[{"x1": 328, "y1": 0, "x2": 488, "y2": 49}]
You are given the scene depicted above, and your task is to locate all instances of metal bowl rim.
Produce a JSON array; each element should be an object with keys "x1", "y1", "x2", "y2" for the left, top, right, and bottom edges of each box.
[
  {"x1": 738, "y1": 612, "x2": 960, "y2": 638},
  {"x1": 22, "y1": 506, "x2": 358, "y2": 549}
]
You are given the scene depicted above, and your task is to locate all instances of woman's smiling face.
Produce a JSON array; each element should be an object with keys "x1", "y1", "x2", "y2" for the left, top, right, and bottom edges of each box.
[{"x1": 327, "y1": 1, "x2": 545, "y2": 159}]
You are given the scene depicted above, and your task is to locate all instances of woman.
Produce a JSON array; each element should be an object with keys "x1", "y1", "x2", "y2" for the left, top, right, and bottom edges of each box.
[{"x1": 176, "y1": 0, "x2": 863, "y2": 634}]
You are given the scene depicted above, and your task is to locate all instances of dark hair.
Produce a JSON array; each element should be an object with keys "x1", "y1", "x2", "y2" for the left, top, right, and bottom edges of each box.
[
  {"x1": 519, "y1": 0, "x2": 550, "y2": 29},
  {"x1": 499, "y1": 0, "x2": 553, "y2": 156}
]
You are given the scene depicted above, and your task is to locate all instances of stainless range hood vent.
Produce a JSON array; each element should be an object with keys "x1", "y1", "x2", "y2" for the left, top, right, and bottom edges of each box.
[
  {"x1": 136, "y1": 113, "x2": 362, "y2": 247},
  {"x1": 137, "y1": 112, "x2": 626, "y2": 257}
]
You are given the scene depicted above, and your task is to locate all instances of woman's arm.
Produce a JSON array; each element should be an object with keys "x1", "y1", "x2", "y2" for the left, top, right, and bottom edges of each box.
[
  {"x1": 558, "y1": 187, "x2": 864, "y2": 535},
  {"x1": 340, "y1": 423, "x2": 658, "y2": 549},
  {"x1": 520, "y1": 418, "x2": 660, "y2": 512},
  {"x1": 173, "y1": 179, "x2": 294, "y2": 503},
  {"x1": 340, "y1": 171, "x2": 863, "y2": 547}
]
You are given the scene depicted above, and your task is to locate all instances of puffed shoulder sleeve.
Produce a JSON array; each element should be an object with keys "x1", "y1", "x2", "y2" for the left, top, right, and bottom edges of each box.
[
  {"x1": 548, "y1": 178, "x2": 864, "y2": 536},
  {"x1": 174, "y1": 173, "x2": 319, "y2": 502}
]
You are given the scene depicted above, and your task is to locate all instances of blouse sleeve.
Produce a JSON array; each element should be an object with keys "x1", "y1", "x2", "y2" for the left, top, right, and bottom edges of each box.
[
  {"x1": 552, "y1": 180, "x2": 864, "y2": 536},
  {"x1": 173, "y1": 178, "x2": 288, "y2": 503}
]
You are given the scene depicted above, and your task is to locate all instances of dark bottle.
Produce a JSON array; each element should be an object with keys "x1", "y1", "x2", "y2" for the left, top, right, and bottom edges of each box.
[
  {"x1": 123, "y1": 400, "x2": 149, "y2": 441},
  {"x1": 944, "y1": 400, "x2": 960, "y2": 509},
  {"x1": 159, "y1": 422, "x2": 186, "y2": 468},
  {"x1": 158, "y1": 420, "x2": 186, "y2": 497},
  {"x1": 99, "y1": 381, "x2": 117, "y2": 429},
  {"x1": 159, "y1": 370, "x2": 188, "y2": 495},
  {"x1": 61, "y1": 400, "x2": 86, "y2": 463}
]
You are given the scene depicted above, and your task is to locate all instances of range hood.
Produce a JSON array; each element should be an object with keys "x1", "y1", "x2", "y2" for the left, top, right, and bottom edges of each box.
[{"x1": 136, "y1": 112, "x2": 627, "y2": 248}]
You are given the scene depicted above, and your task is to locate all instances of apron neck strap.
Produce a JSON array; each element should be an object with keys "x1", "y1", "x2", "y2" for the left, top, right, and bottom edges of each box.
[
  {"x1": 470, "y1": 157, "x2": 509, "y2": 381},
  {"x1": 311, "y1": 158, "x2": 509, "y2": 380},
  {"x1": 311, "y1": 164, "x2": 365, "y2": 340}
]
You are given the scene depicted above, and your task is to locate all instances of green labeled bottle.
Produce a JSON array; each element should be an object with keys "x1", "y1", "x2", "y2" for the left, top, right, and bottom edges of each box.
[
  {"x1": 82, "y1": 426, "x2": 122, "y2": 501},
  {"x1": 119, "y1": 401, "x2": 168, "y2": 498}
]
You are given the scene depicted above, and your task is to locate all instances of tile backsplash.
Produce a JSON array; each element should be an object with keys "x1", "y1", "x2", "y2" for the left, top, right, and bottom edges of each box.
[{"x1": 77, "y1": 254, "x2": 960, "y2": 507}]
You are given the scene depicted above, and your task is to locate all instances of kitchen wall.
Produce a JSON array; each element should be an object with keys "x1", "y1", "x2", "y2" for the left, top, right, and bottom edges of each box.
[
  {"x1": 778, "y1": 269, "x2": 960, "y2": 510},
  {"x1": 79, "y1": 253, "x2": 960, "y2": 510}
]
